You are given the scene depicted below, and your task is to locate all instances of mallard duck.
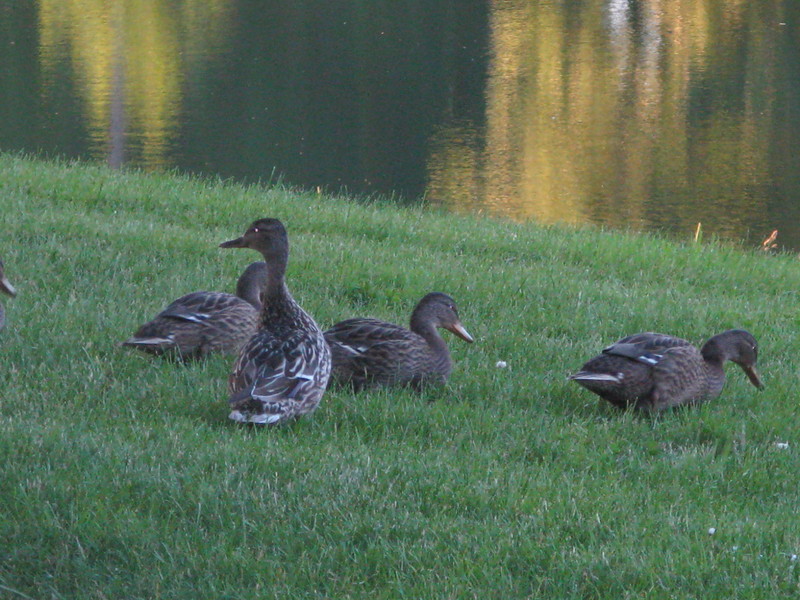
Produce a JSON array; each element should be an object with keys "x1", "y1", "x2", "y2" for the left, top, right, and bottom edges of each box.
[
  {"x1": 324, "y1": 292, "x2": 474, "y2": 391},
  {"x1": 569, "y1": 329, "x2": 763, "y2": 412},
  {"x1": 0, "y1": 259, "x2": 17, "y2": 330},
  {"x1": 219, "y1": 218, "x2": 331, "y2": 424},
  {"x1": 122, "y1": 261, "x2": 268, "y2": 360}
]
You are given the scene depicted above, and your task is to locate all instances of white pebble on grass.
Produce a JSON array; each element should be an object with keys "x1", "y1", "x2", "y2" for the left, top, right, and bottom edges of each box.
[
  {"x1": 708, "y1": 527, "x2": 716, "y2": 535},
  {"x1": 495, "y1": 360, "x2": 508, "y2": 369},
  {"x1": 775, "y1": 442, "x2": 789, "y2": 450}
]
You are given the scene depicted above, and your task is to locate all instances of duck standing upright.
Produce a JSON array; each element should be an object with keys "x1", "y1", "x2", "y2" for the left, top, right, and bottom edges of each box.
[
  {"x1": 122, "y1": 262, "x2": 268, "y2": 360},
  {"x1": 569, "y1": 329, "x2": 763, "y2": 412},
  {"x1": 324, "y1": 292, "x2": 474, "y2": 391},
  {"x1": 0, "y1": 259, "x2": 17, "y2": 331},
  {"x1": 220, "y1": 218, "x2": 331, "y2": 424}
]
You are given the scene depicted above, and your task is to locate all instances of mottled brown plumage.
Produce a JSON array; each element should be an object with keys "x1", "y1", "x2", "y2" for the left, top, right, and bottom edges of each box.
[
  {"x1": 122, "y1": 262, "x2": 267, "y2": 360},
  {"x1": 569, "y1": 330, "x2": 763, "y2": 412},
  {"x1": 324, "y1": 292, "x2": 474, "y2": 391},
  {"x1": 0, "y1": 259, "x2": 17, "y2": 331},
  {"x1": 220, "y1": 218, "x2": 331, "y2": 424}
]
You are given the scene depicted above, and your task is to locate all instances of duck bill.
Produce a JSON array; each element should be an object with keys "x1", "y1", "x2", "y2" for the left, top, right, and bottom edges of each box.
[
  {"x1": 0, "y1": 275, "x2": 16, "y2": 297},
  {"x1": 446, "y1": 321, "x2": 474, "y2": 343},
  {"x1": 741, "y1": 364, "x2": 763, "y2": 389},
  {"x1": 219, "y1": 236, "x2": 245, "y2": 249}
]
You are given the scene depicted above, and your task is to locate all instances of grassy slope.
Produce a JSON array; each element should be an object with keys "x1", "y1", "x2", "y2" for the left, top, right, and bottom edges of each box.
[{"x1": 1, "y1": 154, "x2": 799, "y2": 599}]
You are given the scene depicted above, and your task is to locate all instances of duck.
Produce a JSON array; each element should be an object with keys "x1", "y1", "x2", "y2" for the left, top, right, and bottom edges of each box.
[
  {"x1": 0, "y1": 259, "x2": 17, "y2": 331},
  {"x1": 219, "y1": 218, "x2": 331, "y2": 424},
  {"x1": 122, "y1": 261, "x2": 268, "y2": 360},
  {"x1": 324, "y1": 292, "x2": 474, "y2": 391},
  {"x1": 569, "y1": 329, "x2": 763, "y2": 412}
]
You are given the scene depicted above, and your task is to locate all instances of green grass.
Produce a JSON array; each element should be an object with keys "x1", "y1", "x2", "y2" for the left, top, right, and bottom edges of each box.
[{"x1": 1, "y1": 153, "x2": 800, "y2": 599}]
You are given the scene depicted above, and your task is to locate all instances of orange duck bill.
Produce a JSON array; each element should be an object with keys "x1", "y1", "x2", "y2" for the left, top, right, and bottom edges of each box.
[{"x1": 446, "y1": 321, "x2": 474, "y2": 343}]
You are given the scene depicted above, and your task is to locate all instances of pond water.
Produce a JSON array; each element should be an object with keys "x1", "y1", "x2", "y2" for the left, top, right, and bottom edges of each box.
[{"x1": 1, "y1": 0, "x2": 799, "y2": 249}]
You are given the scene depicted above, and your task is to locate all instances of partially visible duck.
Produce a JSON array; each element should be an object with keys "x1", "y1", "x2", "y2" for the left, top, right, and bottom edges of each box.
[
  {"x1": 0, "y1": 259, "x2": 17, "y2": 330},
  {"x1": 219, "y1": 218, "x2": 331, "y2": 424},
  {"x1": 324, "y1": 292, "x2": 474, "y2": 391},
  {"x1": 122, "y1": 262, "x2": 267, "y2": 360},
  {"x1": 569, "y1": 329, "x2": 763, "y2": 412}
]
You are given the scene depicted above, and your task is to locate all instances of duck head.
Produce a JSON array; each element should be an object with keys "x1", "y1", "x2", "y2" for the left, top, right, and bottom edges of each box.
[
  {"x1": 220, "y1": 218, "x2": 289, "y2": 263},
  {"x1": 412, "y1": 292, "x2": 474, "y2": 343},
  {"x1": 704, "y1": 329, "x2": 763, "y2": 389}
]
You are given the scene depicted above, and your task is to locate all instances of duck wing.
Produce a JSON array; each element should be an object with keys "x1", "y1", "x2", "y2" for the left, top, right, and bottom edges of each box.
[
  {"x1": 158, "y1": 292, "x2": 244, "y2": 323},
  {"x1": 325, "y1": 318, "x2": 413, "y2": 349},
  {"x1": 603, "y1": 332, "x2": 693, "y2": 365},
  {"x1": 124, "y1": 291, "x2": 258, "y2": 357},
  {"x1": 324, "y1": 318, "x2": 430, "y2": 388}
]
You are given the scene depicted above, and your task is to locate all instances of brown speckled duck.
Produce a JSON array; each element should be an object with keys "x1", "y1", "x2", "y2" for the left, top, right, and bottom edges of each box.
[
  {"x1": 0, "y1": 259, "x2": 17, "y2": 330},
  {"x1": 122, "y1": 261, "x2": 267, "y2": 360},
  {"x1": 324, "y1": 292, "x2": 474, "y2": 391},
  {"x1": 219, "y1": 218, "x2": 331, "y2": 424},
  {"x1": 569, "y1": 329, "x2": 763, "y2": 412}
]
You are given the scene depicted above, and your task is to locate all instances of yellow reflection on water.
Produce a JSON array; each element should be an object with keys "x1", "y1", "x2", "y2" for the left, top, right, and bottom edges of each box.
[
  {"x1": 427, "y1": 0, "x2": 779, "y2": 237},
  {"x1": 38, "y1": 0, "x2": 232, "y2": 168}
]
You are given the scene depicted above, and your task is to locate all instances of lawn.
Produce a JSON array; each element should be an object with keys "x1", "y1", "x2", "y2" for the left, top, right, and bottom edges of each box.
[{"x1": 1, "y1": 153, "x2": 799, "y2": 599}]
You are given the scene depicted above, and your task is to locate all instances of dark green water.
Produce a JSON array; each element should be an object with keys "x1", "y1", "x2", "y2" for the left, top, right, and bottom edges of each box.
[{"x1": 1, "y1": 1, "x2": 799, "y2": 249}]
